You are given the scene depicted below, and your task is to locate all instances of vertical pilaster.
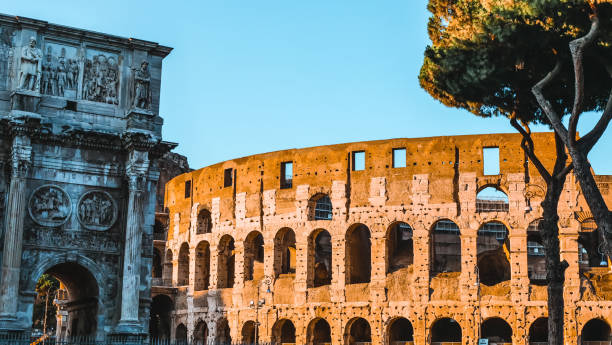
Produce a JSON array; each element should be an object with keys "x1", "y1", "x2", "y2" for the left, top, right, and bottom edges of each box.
[
  {"x1": 370, "y1": 231, "x2": 386, "y2": 302},
  {"x1": 331, "y1": 236, "x2": 346, "y2": 303},
  {"x1": 294, "y1": 242, "x2": 308, "y2": 305},
  {"x1": 412, "y1": 227, "x2": 430, "y2": 303}
]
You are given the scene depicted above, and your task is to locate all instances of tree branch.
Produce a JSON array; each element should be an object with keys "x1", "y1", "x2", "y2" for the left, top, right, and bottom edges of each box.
[
  {"x1": 552, "y1": 132, "x2": 570, "y2": 181},
  {"x1": 532, "y1": 60, "x2": 570, "y2": 146},
  {"x1": 568, "y1": 11, "x2": 600, "y2": 146},
  {"x1": 577, "y1": 60, "x2": 612, "y2": 154},
  {"x1": 510, "y1": 116, "x2": 552, "y2": 182}
]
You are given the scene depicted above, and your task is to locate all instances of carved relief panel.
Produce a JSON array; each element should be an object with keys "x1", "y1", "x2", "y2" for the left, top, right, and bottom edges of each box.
[
  {"x1": 0, "y1": 26, "x2": 15, "y2": 91},
  {"x1": 82, "y1": 49, "x2": 120, "y2": 104},
  {"x1": 28, "y1": 185, "x2": 72, "y2": 227},
  {"x1": 41, "y1": 41, "x2": 82, "y2": 98},
  {"x1": 77, "y1": 190, "x2": 117, "y2": 231}
]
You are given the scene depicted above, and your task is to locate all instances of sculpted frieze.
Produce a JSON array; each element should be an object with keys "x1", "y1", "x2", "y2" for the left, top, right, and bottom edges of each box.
[
  {"x1": 0, "y1": 26, "x2": 15, "y2": 90},
  {"x1": 28, "y1": 185, "x2": 72, "y2": 227},
  {"x1": 41, "y1": 42, "x2": 81, "y2": 98},
  {"x1": 82, "y1": 50, "x2": 120, "y2": 104},
  {"x1": 23, "y1": 226, "x2": 121, "y2": 254},
  {"x1": 18, "y1": 37, "x2": 43, "y2": 92},
  {"x1": 78, "y1": 190, "x2": 117, "y2": 231},
  {"x1": 131, "y1": 60, "x2": 151, "y2": 111}
]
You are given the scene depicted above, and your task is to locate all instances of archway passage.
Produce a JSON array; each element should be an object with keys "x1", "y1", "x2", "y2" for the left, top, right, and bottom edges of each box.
[
  {"x1": 196, "y1": 208, "x2": 212, "y2": 234},
  {"x1": 149, "y1": 294, "x2": 173, "y2": 340},
  {"x1": 527, "y1": 219, "x2": 546, "y2": 285},
  {"x1": 195, "y1": 241, "x2": 211, "y2": 291},
  {"x1": 272, "y1": 319, "x2": 296, "y2": 344},
  {"x1": 217, "y1": 235, "x2": 236, "y2": 289},
  {"x1": 528, "y1": 317, "x2": 548, "y2": 343},
  {"x1": 346, "y1": 224, "x2": 372, "y2": 284},
  {"x1": 345, "y1": 318, "x2": 371, "y2": 344},
  {"x1": 476, "y1": 186, "x2": 509, "y2": 212},
  {"x1": 307, "y1": 318, "x2": 331, "y2": 345},
  {"x1": 241, "y1": 320, "x2": 257, "y2": 344},
  {"x1": 431, "y1": 318, "x2": 462, "y2": 343},
  {"x1": 388, "y1": 317, "x2": 414, "y2": 343},
  {"x1": 480, "y1": 318, "x2": 512, "y2": 343},
  {"x1": 581, "y1": 318, "x2": 611, "y2": 343},
  {"x1": 244, "y1": 231, "x2": 265, "y2": 281},
  {"x1": 175, "y1": 323, "x2": 187, "y2": 344},
  {"x1": 431, "y1": 220, "x2": 461, "y2": 274},
  {"x1": 163, "y1": 249, "x2": 173, "y2": 286},
  {"x1": 477, "y1": 222, "x2": 510, "y2": 286},
  {"x1": 193, "y1": 320, "x2": 208, "y2": 345},
  {"x1": 33, "y1": 262, "x2": 100, "y2": 339},
  {"x1": 274, "y1": 228, "x2": 296, "y2": 276},
  {"x1": 309, "y1": 229, "x2": 332, "y2": 288},
  {"x1": 152, "y1": 248, "x2": 163, "y2": 278},
  {"x1": 216, "y1": 318, "x2": 232, "y2": 343},
  {"x1": 387, "y1": 222, "x2": 414, "y2": 273},
  {"x1": 177, "y1": 242, "x2": 190, "y2": 286}
]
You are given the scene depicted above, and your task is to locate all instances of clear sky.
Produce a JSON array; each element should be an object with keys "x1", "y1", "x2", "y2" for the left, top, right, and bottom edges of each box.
[{"x1": 4, "y1": 1, "x2": 611, "y2": 173}]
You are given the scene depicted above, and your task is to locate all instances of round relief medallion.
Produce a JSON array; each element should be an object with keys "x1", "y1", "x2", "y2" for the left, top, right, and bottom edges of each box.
[
  {"x1": 28, "y1": 184, "x2": 72, "y2": 227},
  {"x1": 77, "y1": 190, "x2": 117, "y2": 231}
]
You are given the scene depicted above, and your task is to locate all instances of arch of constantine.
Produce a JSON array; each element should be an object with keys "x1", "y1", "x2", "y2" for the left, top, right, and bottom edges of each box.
[{"x1": 157, "y1": 133, "x2": 612, "y2": 345}]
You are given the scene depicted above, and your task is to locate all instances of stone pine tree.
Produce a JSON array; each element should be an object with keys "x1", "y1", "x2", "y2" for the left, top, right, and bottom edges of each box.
[{"x1": 419, "y1": 1, "x2": 612, "y2": 344}]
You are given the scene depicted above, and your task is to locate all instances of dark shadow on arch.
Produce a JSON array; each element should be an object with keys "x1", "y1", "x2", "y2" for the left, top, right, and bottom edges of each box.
[
  {"x1": 152, "y1": 247, "x2": 163, "y2": 278},
  {"x1": 431, "y1": 318, "x2": 462, "y2": 343},
  {"x1": 195, "y1": 241, "x2": 210, "y2": 291},
  {"x1": 477, "y1": 221, "x2": 510, "y2": 286},
  {"x1": 163, "y1": 249, "x2": 173, "y2": 286},
  {"x1": 216, "y1": 318, "x2": 232, "y2": 343},
  {"x1": 177, "y1": 242, "x2": 190, "y2": 286},
  {"x1": 388, "y1": 317, "x2": 414, "y2": 343},
  {"x1": 346, "y1": 224, "x2": 371, "y2": 284},
  {"x1": 217, "y1": 235, "x2": 235, "y2": 289},
  {"x1": 150, "y1": 294, "x2": 173, "y2": 340},
  {"x1": 481, "y1": 317, "x2": 512, "y2": 343},
  {"x1": 308, "y1": 229, "x2": 332, "y2": 288},
  {"x1": 193, "y1": 319, "x2": 208, "y2": 345},
  {"x1": 175, "y1": 323, "x2": 187, "y2": 344},
  {"x1": 306, "y1": 318, "x2": 331, "y2": 345},
  {"x1": 431, "y1": 219, "x2": 461, "y2": 275},
  {"x1": 244, "y1": 231, "x2": 265, "y2": 281},
  {"x1": 274, "y1": 228, "x2": 296, "y2": 276},
  {"x1": 386, "y1": 222, "x2": 414, "y2": 274},
  {"x1": 241, "y1": 320, "x2": 257, "y2": 344},
  {"x1": 272, "y1": 319, "x2": 296, "y2": 344},
  {"x1": 581, "y1": 318, "x2": 611, "y2": 342},
  {"x1": 344, "y1": 317, "x2": 371, "y2": 344},
  {"x1": 196, "y1": 208, "x2": 212, "y2": 234},
  {"x1": 528, "y1": 317, "x2": 548, "y2": 343},
  {"x1": 527, "y1": 218, "x2": 547, "y2": 285}
]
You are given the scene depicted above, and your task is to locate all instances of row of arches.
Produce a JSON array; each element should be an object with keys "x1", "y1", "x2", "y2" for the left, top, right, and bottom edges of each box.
[{"x1": 170, "y1": 316, "x2": 612, "y2": 344}]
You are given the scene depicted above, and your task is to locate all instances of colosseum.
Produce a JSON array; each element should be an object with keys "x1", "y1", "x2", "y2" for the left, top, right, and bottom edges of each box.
[{"x1": 152, "y1": 132, "x2": 612, "y2": 345}]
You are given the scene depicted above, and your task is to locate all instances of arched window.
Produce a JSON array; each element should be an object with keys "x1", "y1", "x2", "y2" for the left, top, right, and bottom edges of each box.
[
  {"x1": 388, "y1": 317, "x2": 413, "y2": 343},
  {"x1": 480, "y1": 317, "x2": 512, "y2": 344},
  {"x1": 528, "y1": 317, "x2": 548, "y2": 343},
  {"x1": 149, "y1": 294, "x2": 173, "y2": 339},
  {"x1": 177, "y1": 243, "x2": 190, "y2": 286},
  {"x1": 307, "y1": 318, "x2": 331, "y2": 345},
  {"x1": 274, "y1": 228, "x2": 296, "y2": 277},
  {"x1": 527, "y1": 219, "x2": 546, "y2": 285},
  {"x1": 152, "y1": 248, "x2": 162, "y2": 278},
  {"x1": 272, "y1": 319, "x2": 296, "y2": 344},
  {"x1": 344, "y1": 318, "x2": 371, "y2": 344},
  {"x1": 193, "y1": 320, "x2": 208, "y2": 345},
  {"x1": 310, "y1": 194, "x2": 333, "y2": 220},
  {"x1": 431, "y1": 318, "x2": 462, "y2": 343},
  {"x1": 241, "y1": 321, "x2": 257, "y2": 344},
  {"x1": 477, "y1": 221, "x2": 510, "y2": 286},
  {"x1": 216, "y1": 318, "x2": 231, "y2": 343},
  {"x1": 194, "y1": 241, "x2": 210, "y2": 291},
  {"x1": 308, "y1": 229, "x2": 332, "y2": 288},
  {"x1": 476, "y1": 186, "x2": 509, "y2": 212},
  {"x1": 163, "y1": 250, "x2": 173, "y2": 286},
  {"x1": 196, "y1": 209, "x2": 212, "y2": 234},
  {"x1": 432, "y1": 220, "x2": 461, "y2": 274},
  {"x1": 579, "y1": 219, "x2": 609, "y2": 270},
  {"x1": 386, "y1": 222, "x2": 413, "y2": 273},
  {"x1": 581, "y1": 318, "x2": 611, "y2": 343},
  {"x1": 346, "y1": 224, "x2": 371, "y2": 284},
  {"x1": 175, "y1": 323, "x2": 187, "y2": 344},
  {"x1": 217, "y1": 235, "x2": 235, "y2": 288},
  {"x1": 244, "y1": 231, "x2": 264, "y2": 281}
]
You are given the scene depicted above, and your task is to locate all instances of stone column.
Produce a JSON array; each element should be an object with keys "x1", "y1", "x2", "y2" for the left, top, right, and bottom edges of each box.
[
  {"x1": 369, "y1": 231, "x2": 386, "y2": 302},
  {"x1": 412, "y1": 227, "x2": 430, "y2": 303},
  {"x1": 0, "y1": 134, "x2": 31, "y2": 328},
  {"x1": 331, "y1": 235, "x2": 346, "y2": 303},
  {"x1": 293, "y1": 242, "x2": 308, "y2": 305},
  {"x1": 117, "y1": 150, "x2": 149, "y2": 333}
]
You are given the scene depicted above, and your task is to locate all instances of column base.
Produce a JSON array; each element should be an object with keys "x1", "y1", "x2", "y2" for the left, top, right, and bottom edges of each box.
[
  {"x1": 113, "y1": 319, "x2": 144, "y2": 336},
  {"x1": 0, "y1": 315, "x2": 27, "y2": 336}
]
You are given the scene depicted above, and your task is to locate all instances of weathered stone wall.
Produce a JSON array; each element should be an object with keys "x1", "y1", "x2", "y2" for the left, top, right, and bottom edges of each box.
[
  {"x1": 0, "y1": 13, "x2": 174, "y2": 340},
  {"x1": 161, "y1": 133, "x2": 612, "y2": 345}
]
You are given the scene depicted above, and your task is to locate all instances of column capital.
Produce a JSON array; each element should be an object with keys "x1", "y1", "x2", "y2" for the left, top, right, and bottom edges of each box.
[{"x1": 10, "y1": 136, "x2": 32, "y2": 179}]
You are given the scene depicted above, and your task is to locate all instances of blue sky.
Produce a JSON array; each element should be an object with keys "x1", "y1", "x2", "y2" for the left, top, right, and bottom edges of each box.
[{"x1": 5, "y1": 1, "x2": 611, "y2": 173}]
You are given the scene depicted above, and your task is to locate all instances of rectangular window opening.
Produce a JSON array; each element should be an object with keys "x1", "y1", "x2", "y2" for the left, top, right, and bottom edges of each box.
[
  {"x1": 65, "y1": 100, "x2": 77, "y2": 111},
  {"x1": 392, "y1": 148, "x2": 406, "y2": 168},
  {"x1": 483, "y1": 147, "x2": 500, "y2": 175},
  {"x1": 352, "y1": 151, "x2": 365, "y2": 171},
  {"x1": 280, "y1": 161, "x2": 293, "y2": 189},
  {"x1": 184, "y1": 180, "x2": 191, "y2": 198},
  {"x1": 223, "y1": 168, "x2": 233, "y2": 188}
]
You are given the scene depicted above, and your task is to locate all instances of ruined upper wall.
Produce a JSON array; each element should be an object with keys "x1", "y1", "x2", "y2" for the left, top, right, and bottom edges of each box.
[
  {"x1": 165, "y1": 132, "x2": 603, "y2": 234},
  {"x1": 0, "y1": 13, "x2": 171, "y2": 136}
]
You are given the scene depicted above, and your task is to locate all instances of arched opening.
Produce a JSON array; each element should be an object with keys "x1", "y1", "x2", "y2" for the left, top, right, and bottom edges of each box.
[
  {"x1": 579, "y1": 219, "x2": 610, "y2": 272},
  {"x1": 274, "y1": 228, "x2": 296, "y2": 277},
  {"x1": 149, "y1": 294, "x2": 173, "y2": 340},
  {"x1": 216, "y1": 318, "x2": 232, "y2": 343},
  {"x1": 310, "y1": 193, "x2": 333, "y2": 220},
  {"x1": 527, "y1": 219, "x2": 547, "y2": 285},
  {"x1": 344, "y1": 318, "x2": 371, "y2": 344},
  {"x1": 195, "y1": 241, "x2": 210, "y2": 291},
  {"x1": 430, "y1": 318, "x2": 462, "y2": 343},
  {"x1": 154, "y1": 219, "x2": 166, "y2": 238},
  {"x1": 308, "y1": 229, "x2": 332, "y2": 288},
  {"x1": 177, "y1": 242, "x2": 190, "y2": 286},
  {"x1": 196, "y1": 208, "x2": 212, "y2": 234},
  {"x1": 476, "y1": 186, "x2": 509, "y2": 212},
  {"x1": 272, "y1": 319, "x2": 296, "y2": 344},
  {"x1": 431, "y1": 220, "x2": 461, "y2": 274},
  {"x1": 528, "y1": 317, "x2": 548, "y2": 343},
  {"x1": 175, "y1": 323, "x2": 187, "y2": 344},
  {"x1": 480, "y1": 317, "x2": 512, "y2": 344},
  {"x1": 193, "y1": 320, "x2": 209, "y2": 345},
  {"x1": 581, "y1": 319, "x2": 611, "y2": 343},
  {"x1": 386, "y1": 222, "x2": 414, "y2": 274},
  {"x1": 217, "y1": 235, "x2": 235, "y2": 289},
  {"x1": 307, "y1": 318, "x2": 332, "y2": 345},
  {"x1": 477, "y1": 221, "x2": 510, "y2": 286},
  {"x1": 163, "y1": 249, "x2": 173, "y2": 286},
  {"x1": 32, "y1": 263, "x2": 100, "y2": 339},
  {"x1": 346, "y1": 224, "x2": 371, "y2": 284},
  {"x1": 241, "y1": 320, "x2": 257, "y2": 344},
  {"x1": 244, "y1": 231, "x2": 265, "y2": 281},
  {"x1": 152, "y1": 247, "x2": 163, "y2": 279},
  {"x1": 388, "y1": 317, "x2": 414, "y2": 344}
]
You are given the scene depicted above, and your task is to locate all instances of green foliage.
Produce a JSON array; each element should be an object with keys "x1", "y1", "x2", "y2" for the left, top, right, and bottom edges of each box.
[
  {"x1": 32, "y1": 274, "x2": 60, "y2": 332},
  {"x1": 420, "y1": 0, "x2": 612, "y2": 124}
]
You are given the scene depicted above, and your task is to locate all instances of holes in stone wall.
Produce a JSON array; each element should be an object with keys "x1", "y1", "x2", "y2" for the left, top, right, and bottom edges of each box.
[
  {"x1": 431, "y1": 220, "x2": 461, "y2": 274},
  {"x1": 346, "y1": 224, "x2": 371, "y2": 284},
  {"x1": 386, "y1": 222, "x2": 413, "y2": 274}
]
